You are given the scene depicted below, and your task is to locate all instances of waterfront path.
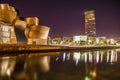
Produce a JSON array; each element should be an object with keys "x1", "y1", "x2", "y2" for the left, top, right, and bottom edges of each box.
[{"x1": 0, "y1": 44, "x2": 120, "y2": 53}]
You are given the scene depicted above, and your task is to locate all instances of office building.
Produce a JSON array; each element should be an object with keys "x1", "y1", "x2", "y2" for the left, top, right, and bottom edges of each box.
[{"x1": 84, "y1": 10, "x2": 96, "y2": 36}]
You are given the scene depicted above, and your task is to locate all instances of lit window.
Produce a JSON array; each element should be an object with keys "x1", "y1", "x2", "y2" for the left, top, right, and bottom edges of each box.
[
  {"x1": 2, "y1": 32, "x2": 10, "y2": 37},
  {"x1": 2, "y1": 26, "x2": 9, "y2": 31},
  {"x1": 74, "y1": 36, "x2": 80, "y2": 42}
]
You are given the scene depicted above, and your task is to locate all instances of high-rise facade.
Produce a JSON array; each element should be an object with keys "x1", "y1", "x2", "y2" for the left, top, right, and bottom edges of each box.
[{"x1": 84, "y1": 10, "x2": 96, "y2": 36}]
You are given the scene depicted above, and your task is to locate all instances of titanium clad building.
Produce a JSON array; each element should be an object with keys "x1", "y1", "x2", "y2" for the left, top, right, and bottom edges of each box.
[
  {"x1": 0, "y1": 4, "x2": 50, "y2": 44},
  {"x1": 0, "y1": 4, "x2": 17, "y2": 44},
  {"x1": 84, "y1": 10, "x2": 96, "y2": 37},
  {"x1": 25, "y1": 17, "x2": 50, "y2": 45}
]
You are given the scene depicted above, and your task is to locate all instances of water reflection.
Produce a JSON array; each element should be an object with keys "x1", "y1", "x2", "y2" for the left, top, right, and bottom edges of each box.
[
  {"x1": 0, "y1": 56, "x2": 16, "y2": 79},
  {"x1": 72, "y1": 50, "x2": 118, "y2": 65},
  {"x1": 0, "y1": 54, "x2": 50, "y2": 80},
  {"x1": 24, "y1": 55, "x2": 50, "y2": 80},
  {"x1": 73, "y1": 52, "x2": 80, "y2": 65},
  {"x1": 55, "y1": 49, "x2": 119, "y2": 80},
  {"x1": 14, "y1": 55, "x2": 50, "y2": 80},
  {"x1": 0, "y1": 49, "x2": 120, "y2": 80}
]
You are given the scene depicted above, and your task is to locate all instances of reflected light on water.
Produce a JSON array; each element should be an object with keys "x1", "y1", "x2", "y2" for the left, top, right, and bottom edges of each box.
[
  {"x1": 89, "y1": 52, "x2": 92, "y2": 63},
  {"x1": 0, "y1": 57, "x2": 16, "y2": 77},
  {"x1": 66, "y1": 53, "x2": 70, "y2": 60},
  {"x1": 6, "y1": 69, "x2": 11, "y2": 76},
  {"x1": 38, "y1": 56, "x2": 50, "y2": 73},
  {"x1": 0, "y1": 49, "x2": 119, "y2": 80},
  {"x1": 62, "y1": 52, "x2": 66, "y2": 62},
  {"x1": 107, "y1": 50, "x2": 110, "y2": 63},
  {"x1": 73, "y1": 52, "x2": 80, "y2": 65},
  {"x1": 100, "y1": 51, "x2": 103, "y2": 63},
  {"x1": 96, "y1": 51, "x2": 99, "y2": 63},
  {"x1": 56, "y1": 57, "x2": 59, "y2": 61},
  {"x1": 84, "y1": 53, "x2": 87, "y2": 63}
]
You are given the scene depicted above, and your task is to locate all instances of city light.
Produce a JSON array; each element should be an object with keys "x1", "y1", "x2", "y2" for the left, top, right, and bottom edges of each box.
[{"x1": 0, "y1": 1, "x2": 119, "y2": 80}]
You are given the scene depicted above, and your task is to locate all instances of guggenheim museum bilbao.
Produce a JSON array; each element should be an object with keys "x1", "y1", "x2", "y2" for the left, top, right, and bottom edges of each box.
[{"x1": 0, "y1": 4, "x2": 50, "y2": 45}]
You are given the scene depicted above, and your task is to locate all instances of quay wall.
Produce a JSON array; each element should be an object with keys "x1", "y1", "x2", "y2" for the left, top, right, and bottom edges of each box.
[{"x1": 0, "y1": 44, "x2": 120, "y2": 53}]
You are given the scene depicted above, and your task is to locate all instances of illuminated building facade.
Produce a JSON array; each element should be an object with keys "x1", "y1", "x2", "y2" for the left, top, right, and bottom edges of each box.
[
  {"x1": 0, "y1": 4, "x2": 50, "y2": 45},
  {"x1": 73, "y1": 35, "x2": 87, "y2": 42},
  {"x1": 0, "y1": 24, "x2": 16, "y2": 43},
  {"x1": 73, "y1": 35, "x2": 87, "y2": 45},
  {"x1": 85, "y1": 10, "x2": 96, "y2": 36},
  {"x1": 25, "y1": 17, "x2": 50, "y2": 45},
  {"x1": 0, "y1": 4, "x2": 17, "y2": 44}
]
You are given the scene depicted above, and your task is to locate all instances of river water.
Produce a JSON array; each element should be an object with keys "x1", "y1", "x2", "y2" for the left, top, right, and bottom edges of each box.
[{"x1": 0, "y1": 49, "x2": 120, "y2": 80}]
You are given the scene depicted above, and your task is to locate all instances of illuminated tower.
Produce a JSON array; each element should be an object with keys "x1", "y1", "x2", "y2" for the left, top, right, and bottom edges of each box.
[{"x1": 84, "y1": 10, "x2": 96, "y2": 36}]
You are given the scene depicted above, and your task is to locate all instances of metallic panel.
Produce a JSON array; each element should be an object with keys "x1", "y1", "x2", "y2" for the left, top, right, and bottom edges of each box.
[
  {"x1": 26, "y1": 17, "x2": 39, "y2": 26},
  {"x1": 25, "y1": 25, "x2": 50, "y2": 39},
  {"x1": 0, "y1": 4, "x2": 17, "y2": 24}
]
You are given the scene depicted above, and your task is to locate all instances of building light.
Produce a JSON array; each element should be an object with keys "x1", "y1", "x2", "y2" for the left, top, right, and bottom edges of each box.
[
  {"x1": 96, "y1": 38, "x2": 99, "y2": 44},
  {"x1": 110, "y1": 39, "x2": 114, "y2": 44},
  {"x1": 2, "y1": 26, "x2": 9, "y2": 31},
  {"x1": 73, "y1": 35, "x2": 87, "y2": 42},
  {"x1": 73, "y1": 36, "x2": 80, "y2": 42}
]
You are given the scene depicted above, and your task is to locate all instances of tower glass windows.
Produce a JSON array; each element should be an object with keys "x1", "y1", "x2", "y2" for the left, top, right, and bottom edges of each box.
[{"x1": 84, "y1": 10, "x2": 96, "y2": 36}]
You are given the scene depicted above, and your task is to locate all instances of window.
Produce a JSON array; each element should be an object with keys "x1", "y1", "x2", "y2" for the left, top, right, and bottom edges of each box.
[{"x1": 2, "y1": 26, "x2": 9, "y2": 31}]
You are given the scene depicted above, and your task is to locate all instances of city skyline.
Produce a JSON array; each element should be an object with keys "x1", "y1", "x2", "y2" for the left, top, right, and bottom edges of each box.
[{"x1": 0, "y1": 0, "x2": 120, "y2": 39}]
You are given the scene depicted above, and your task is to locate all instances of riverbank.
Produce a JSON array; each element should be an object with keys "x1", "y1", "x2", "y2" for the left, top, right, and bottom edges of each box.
[{"x1": 0, "y1": 44, "x2": 120, "y2": 53}]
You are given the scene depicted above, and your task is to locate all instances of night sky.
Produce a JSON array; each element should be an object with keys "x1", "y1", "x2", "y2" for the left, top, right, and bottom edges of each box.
[{"x1": 0, "y1": 0, "x2": 120, "y2": 38}]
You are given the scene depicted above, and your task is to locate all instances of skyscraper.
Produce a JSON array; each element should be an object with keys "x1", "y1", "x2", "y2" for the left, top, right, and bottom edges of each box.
[{"x1": 84, "y1": 10, "x2": 96, "y2": 36}]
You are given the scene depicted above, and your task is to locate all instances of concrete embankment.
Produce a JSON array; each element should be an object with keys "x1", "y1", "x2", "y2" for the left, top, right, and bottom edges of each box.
[
  {"x1": 68, "y1": 45, "x2": 120, "y2": 51},
  {"x1": 0, "y1": 44, "x2": 120, "y2": 53}
]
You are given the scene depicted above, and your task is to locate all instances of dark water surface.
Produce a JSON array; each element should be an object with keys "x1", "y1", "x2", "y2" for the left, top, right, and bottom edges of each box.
[{"x1": 0, "y1": 49, "x2": 120, "y2": 80}]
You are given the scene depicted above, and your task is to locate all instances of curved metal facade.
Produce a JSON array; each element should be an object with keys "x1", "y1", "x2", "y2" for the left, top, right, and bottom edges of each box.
[
  {"x1": 0, "y1": 4, "x2": 50, "y2": 44},
  {"x1": 25, "y1": 17, "x2": 50, "y2": 45},
  {"x1": 25, "y1": 25, "x2": 50, "y2": 45},
  {"x1": 0, "y1": 4, "x2": 17, "y2": 44},
  {"x1": 26, "y1": 17, "x2": 39, "y2": 26},
  {"x1": 29, "y1": 26, "x2": 50, "y2": 39},
  {"x1": 0, "y1": 4, "x2": 17, "y2": 24}
]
